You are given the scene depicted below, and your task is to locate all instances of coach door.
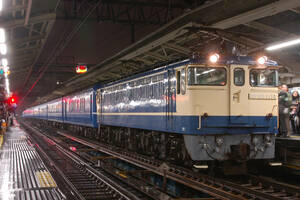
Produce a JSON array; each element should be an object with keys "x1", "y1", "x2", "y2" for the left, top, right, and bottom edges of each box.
[
  {"x1": 62, "y1": 99, "x2": 65, "y2": 122},
  {"x1": 64, "y1": 98, "x2": 68, "y2": 121},
  {"x1": 166, "y1": 70, "x2": 176, "y2": 130},
  {"x1": 96, "y1": 90, "x2": 102, "y2": 124},
  {"x1": 229, "y1": 65, "x2": 250, "y2": 124}
]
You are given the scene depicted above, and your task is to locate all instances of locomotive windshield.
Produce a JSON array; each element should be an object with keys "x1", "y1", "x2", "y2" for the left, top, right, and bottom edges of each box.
[
  {"x1": 250, "y1": 69, "x2": 278, "y2": 87},
  {"x1": 188, "y1": 67, "x2": 226, "y2": 86}
]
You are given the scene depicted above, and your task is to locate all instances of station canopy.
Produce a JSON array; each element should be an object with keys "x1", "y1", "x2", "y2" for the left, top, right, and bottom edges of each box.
[{"x1": 3, "y1": 0, "x2": 300, "y2": 109}]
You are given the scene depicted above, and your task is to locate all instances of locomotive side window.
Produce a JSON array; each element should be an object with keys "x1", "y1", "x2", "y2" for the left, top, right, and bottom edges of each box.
[
  {"x1": 188, "y1": 67, "x2": 226, "y2": 86},
  {"x1": 250, "y1": 69, "x2": 278, "y2": 87},
  {"x1": 177, "y1": 71, "x2": 180, "y2": 94},
  {"x1": 180, "y1": 69, "x2": 186, "y2": 95},
  {"x1": 234, "y1": 68, "x2": 245, "y2": 86}
]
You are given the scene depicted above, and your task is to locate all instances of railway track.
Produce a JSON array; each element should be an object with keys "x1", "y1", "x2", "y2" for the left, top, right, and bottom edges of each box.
[
  {"x1": 228, "y1": 174, "x2": 300, "y2": 200},
  {"x1": 21, "y1": 122, "x2": 154, "y2": 200},
  {"x1": 22, "y1": 119, "x2": 300, "y2": 200}
]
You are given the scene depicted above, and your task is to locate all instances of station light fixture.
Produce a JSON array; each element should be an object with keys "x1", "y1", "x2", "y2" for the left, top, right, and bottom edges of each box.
[
  {"x1": 5, "y1": 78, "x2": 10, "y2": 95},
  {"x1": 0, "y1": 28, "x2": 5, "y2": 43},
  {"x1": 0, "y1": 43, "x2": 7, "y2": 55},
  {"x1": 76, "y1": 64, "x2": 88, "y2": 74},
  {"x1": 257, "y1": 56, "x2": 268, "y2": 65},
  {"x1": 209, "y1": 53, "x2": 220, "y2": 63},
  {"x1": 2, "y1": 58, "x2": 7, "y2": 67},
  {"x1": 266, "y1": 38, "x2": 300, "y2": 51}
]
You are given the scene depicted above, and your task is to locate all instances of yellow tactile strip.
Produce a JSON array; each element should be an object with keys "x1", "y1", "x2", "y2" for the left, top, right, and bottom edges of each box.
[
  {"x1": 35, "y1": 170, "x2": 57, "y2": 188},
  {"x1": 0, "y1": 135, "x2": 3, "y2": 148}
]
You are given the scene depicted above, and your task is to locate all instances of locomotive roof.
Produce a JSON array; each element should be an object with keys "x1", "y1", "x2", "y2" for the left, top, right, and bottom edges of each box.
[{"x1": 103, "y1": 56, "x2": 278, "y2": 88}]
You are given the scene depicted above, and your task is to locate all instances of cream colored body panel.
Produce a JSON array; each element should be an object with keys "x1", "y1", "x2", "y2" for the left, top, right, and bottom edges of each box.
[
  {"x1": 175, "y1": 64, "x2": 278, "y2": 118},
  {"x1": 248, "y1": 88, "x2": 278, "y2": 117},
  {"x1": 177, "y1": 86, "x2": 229, "y2": 116}
]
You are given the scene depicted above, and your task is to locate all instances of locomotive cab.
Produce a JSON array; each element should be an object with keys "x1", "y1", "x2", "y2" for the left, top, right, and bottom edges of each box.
[{"x1": 180, "y1": 57, "x2": 279, "y2": 162}]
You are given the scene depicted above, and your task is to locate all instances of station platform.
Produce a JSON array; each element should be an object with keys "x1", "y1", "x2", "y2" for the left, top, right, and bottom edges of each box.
[
  {"x1": 0, "y1": 123, "x2": 65, "y2": 200},
  {"x1": 276, "y1": 135, "x2": 300, "y2": 148},
  {"x1": 276, "y1": 135, "x2": 300, "y2": 174}
]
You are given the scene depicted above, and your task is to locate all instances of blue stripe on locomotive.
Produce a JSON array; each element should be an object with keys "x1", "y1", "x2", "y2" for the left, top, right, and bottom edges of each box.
[{"x1": 100, "y1": 115, "x2": 277, "y2": 135}]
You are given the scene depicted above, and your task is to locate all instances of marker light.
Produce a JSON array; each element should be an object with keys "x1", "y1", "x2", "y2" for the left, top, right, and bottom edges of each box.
[
  {"x1": 257, "y1": 56, "x2": 268, "y2": 65},
  {"x1": 209, "y1": 53, "x2": 220, "y2": 63},
  {"x1": 0, "y1": 28, "x2": 5, "y2": 43},
  {"x1": 0, "y1": 44, "x2": 7, "y2": 55},
  {"x1": 266, "y1": 38, "x2": 300, "y2": 51},
  {"x1": 2, "y1": 58, "x2": 7, "y2": 67},
  {"x1": 70, "y1": 146, "x2": 77, "y2": 151}
]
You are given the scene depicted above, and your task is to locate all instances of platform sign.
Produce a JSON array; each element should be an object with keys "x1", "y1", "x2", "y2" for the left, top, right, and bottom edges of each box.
[{"x1": 76, "y1": 65, "x2": 87, "y2": 74}]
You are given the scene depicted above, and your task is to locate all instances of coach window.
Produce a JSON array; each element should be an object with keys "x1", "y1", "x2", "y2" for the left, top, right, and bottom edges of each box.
[{"x1": 234, "y1": 68, "x2": 245, "y2": 86}]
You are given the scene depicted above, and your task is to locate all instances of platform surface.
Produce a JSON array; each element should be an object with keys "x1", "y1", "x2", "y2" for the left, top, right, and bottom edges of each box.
[
  {"x1": 276, "y1": 135, "x2": 300, "y2": 141},
  {"x1": 0, "y1": 124, "x2": 64, "y2": 200}
]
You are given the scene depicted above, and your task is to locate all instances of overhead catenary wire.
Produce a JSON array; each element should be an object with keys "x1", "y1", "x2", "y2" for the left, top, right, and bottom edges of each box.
[{"x1": 20, "y1": 0, "x2": 102, "y2": 106}]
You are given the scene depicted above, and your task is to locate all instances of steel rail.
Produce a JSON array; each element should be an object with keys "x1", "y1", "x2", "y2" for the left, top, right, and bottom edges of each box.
[
  {"x1": 56, "y1": 130, "x2": 300, "y2": 200},
  {"x1": 55, "y1": 131, "x2": 249, "y2": 200},
  {"x1": 23, "y1": 119, "x2": 300, "y2": 200},
  {"x1": 21, "y1": 122, "x2": 145, "y2": 200},
  {"x1": 22, "y1": 125, "x2": 86, "y2": 200}
]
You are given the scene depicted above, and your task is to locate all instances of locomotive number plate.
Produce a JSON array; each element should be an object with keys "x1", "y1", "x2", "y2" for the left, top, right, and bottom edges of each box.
[{"x1": 248, "y1": 93, "x2": 277, "y2": 100}]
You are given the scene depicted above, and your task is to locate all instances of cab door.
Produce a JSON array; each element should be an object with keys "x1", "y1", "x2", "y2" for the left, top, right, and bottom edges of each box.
[{"x1": 229, "y1": 65, "x2": 249, "y2": 124}]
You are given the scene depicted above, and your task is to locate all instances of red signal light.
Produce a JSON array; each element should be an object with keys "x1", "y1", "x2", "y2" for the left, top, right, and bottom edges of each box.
[{"x1": 8, "y1": 95, "x2": 18, "y2": 104}]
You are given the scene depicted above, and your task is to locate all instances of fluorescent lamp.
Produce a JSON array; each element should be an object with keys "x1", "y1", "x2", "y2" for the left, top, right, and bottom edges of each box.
[
  {"x1": 5, "y1": 78, "x2": 9, "y2": 94},
  {"x1": 0, "y1": 43, "x2": 7, "y2": 55},
  {"x1": 266, "y1": 38, "x2": 300, "y2": 51},
  {"x1": 2, "y1": 58, "x2": 7, "y2": 67},
  {"x1": 0, "y1": 28, "x2": 5, "y2": 43},
  {"x1": 0, "y1": 0, "x2": 2, "y2": 11}
]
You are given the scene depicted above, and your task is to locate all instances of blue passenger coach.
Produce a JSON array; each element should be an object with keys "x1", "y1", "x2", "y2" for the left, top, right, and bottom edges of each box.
[
  {"x1": 63, "y1": 88, "x2": 98, "y2": 128},
  {"x1": 47, "y1": 98, "x2": 63, "y2": 122}
]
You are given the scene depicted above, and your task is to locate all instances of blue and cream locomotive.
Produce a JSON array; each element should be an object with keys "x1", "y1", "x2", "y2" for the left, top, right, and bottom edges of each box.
[{"x1": 23, "y1": 54, "x2": 279, "y2": 163}]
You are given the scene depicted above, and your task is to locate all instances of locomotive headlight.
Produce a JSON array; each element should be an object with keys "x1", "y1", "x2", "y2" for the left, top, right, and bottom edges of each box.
[
  {"x1": 257, "y1": 56, "x2": 268, "y2": 65},
  {"x1": 209, "y1": 53, "x2": 220, "y2": 63}
]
